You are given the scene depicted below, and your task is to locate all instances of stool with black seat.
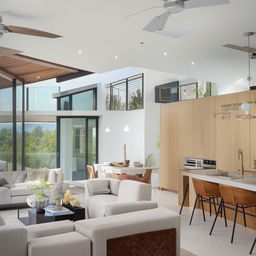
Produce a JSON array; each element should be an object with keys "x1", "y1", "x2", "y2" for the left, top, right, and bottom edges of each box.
[{"x1": 189, "y1": 178, "x2": 227, "y2": 226}]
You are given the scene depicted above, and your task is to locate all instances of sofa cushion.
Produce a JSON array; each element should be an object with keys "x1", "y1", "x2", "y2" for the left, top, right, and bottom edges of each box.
[
  {"x1": 27, "y1": 220, "x2": 74, "y2": 240},
  {"x1": 0, "y1": 187, "x2": 11, "y2": 204},
  {"x1": 118, "y1": 180, "x2": 152, "y2": 202},
  {"x1": 110, "y1": 179, "x2": 120, "y2": 196},
  {"x1": 87, "y1": 179, "x2": 110, "y2": 195},
  {"x1": 26, "y1": 168, "x2": 49, "y2": 182},
  {"x1": 0, "y1": 215, "x2": 5, "y2": 226},
  {"x1": 28, "y1": 231, "x2": 90, "y2": 256},
  {"x1": 88, "y1": 194, "x2": 117, "y2": 218},
  {"x1": 11, "y1": 186, "x2": 32, "y2": 196}
]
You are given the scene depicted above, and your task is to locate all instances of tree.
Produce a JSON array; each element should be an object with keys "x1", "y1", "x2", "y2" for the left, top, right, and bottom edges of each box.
[{"x1": 129, "y1": 89, "x2": 143, "y2": 110}]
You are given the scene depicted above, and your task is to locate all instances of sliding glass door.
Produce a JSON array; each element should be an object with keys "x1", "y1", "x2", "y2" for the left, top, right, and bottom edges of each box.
[{"x1": 57, "y1": 117, "x2": 98, "y2": 181}]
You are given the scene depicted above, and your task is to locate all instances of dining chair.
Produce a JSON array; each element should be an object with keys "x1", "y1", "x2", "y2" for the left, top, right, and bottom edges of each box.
[{"x1": 87, "y1": 165, "x2": 96, "y2": 179}]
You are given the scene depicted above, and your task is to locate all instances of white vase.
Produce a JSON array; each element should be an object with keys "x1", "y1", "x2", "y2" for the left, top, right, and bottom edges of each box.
[{"x1": 26, "y1": 194, "x2": 49, "y2": 213}]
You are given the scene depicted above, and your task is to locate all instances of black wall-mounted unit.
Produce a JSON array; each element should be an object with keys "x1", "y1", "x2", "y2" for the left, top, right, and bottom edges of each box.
[{"x1": 155, "y1": 81, "x2": 179, "y2": 103}]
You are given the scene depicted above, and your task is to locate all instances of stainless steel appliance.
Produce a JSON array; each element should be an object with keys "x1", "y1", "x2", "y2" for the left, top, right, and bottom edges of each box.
[{"x1": 183, "y1": 157, "x2": 216, "y2": 170}]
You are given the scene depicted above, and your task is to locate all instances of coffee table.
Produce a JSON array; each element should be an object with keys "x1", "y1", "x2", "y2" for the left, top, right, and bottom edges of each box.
[{"x1": 17, "y1": 204, "x2": 85, "y2": 226}]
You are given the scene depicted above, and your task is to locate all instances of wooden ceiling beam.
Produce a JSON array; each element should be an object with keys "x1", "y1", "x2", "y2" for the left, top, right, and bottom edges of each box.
[
  {"x1": 9, "y1": 54, "x2": 79, "y2": 73},
  {"x1": 0, "y1": 66, "x2": 24, "y2": 83}
]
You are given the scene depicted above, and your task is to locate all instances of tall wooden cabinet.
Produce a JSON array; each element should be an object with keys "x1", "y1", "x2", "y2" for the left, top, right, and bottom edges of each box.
[
  {"x1": 160, "y1": 102, "x2": 180, "y2": 191},
  {"x1": 160, "y1": 90, "x2": 256, "y2": 192}
]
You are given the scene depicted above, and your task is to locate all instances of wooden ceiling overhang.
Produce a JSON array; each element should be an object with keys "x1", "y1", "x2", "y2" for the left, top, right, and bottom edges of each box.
[{"x1": 0, "y1": 48, "x2": 92, "y2": 88}]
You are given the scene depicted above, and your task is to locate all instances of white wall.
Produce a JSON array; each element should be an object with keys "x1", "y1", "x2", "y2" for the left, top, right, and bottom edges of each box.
[
  {"x1": 99, "y1": 110, "x2": 145, "y2": 164},
  {"x1": 57, "y1": 66, "x2": 186, "y2": 165}
]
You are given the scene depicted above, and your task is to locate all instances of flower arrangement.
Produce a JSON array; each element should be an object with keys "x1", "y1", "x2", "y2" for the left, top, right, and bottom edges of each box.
[{"x1": 27, "y1": 180, "x2": 51, "y2": 201}]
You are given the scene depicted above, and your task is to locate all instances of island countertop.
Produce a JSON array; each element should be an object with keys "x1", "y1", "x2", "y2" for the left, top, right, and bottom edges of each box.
[{"x1": 181, "y1": 169, "x2": 256, "y2": 192}]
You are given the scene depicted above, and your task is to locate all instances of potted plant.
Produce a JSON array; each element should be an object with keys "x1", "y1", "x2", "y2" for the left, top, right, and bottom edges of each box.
[{"x1": 27, "y1": 180, "x2": 51, "y2": 212}]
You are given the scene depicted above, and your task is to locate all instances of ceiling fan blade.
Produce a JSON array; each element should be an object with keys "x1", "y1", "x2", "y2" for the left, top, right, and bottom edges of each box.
[
  {"x1": 143, "y1": 12, "x2": 171, "y2": 32},
  {"x1": 223, "y1": 44, "x2": 256, "y2": 54},
  {"x1": 123, "y1": 6, "x2": 161, "y2": 19},
  {"x1": 184, "y1": 0, "x2": 230, "y2": 9},
  {"x1": 6, "y1": 26, "x2": 61, "y2": 38},
  {"x1": 0, "y1": 46, "x2": 21, "y2": 57}
]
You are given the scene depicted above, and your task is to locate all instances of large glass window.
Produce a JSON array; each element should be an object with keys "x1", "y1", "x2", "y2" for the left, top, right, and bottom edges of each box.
[
  {"x1": 60, "y1": 96, "x2": 70, "y2": 110},
  {"x1": 0, "y1": 123, "x2": 12, "y2": 171},
  {"x1": 58, "y1": 117, "x2": 98, "y2": 181},
  {"x1": 72, "y1": 90, "x2": 95, "y2": 110},
  {"x1": 58, "y1": 88, "x2": 97, "y2": 111},
  {"x1": 28, "y1": 86, "x2": 59, "y2": 111},
  {"x1": 106, "y1": 73, "x2": 144, "y2": 111},
  {"x1": 0, "y1": 88, "x2": 12, "y2": 111},
  {"x1": 25, "y1": 122, "x2": 56, "y2": 169}
]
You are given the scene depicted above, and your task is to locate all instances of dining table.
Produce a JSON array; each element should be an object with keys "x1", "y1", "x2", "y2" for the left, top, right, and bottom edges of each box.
[{"x1": 95, "y1": 164, "x2": 159, "y2": 176}]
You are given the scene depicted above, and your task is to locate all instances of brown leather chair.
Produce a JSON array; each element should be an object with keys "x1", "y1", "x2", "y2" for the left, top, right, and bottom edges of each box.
[
  {"x1": 189, "y1": 178, "x2": 227, "y2": 226},
  {"x1": 87, "y1": 165, "x2": 96, "y2": 179},
  {"x1": 210, "y1": 184, "x2": 256, "y2": 244}
]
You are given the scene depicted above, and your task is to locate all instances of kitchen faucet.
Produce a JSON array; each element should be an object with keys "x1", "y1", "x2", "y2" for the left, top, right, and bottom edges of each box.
[{"x1": 238, "y1": 149, "x2": 245, "y2": 175}]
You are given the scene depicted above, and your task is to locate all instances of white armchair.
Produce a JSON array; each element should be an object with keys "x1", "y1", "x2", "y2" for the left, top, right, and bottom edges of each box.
[{"x1": 85, "y1": 178, "x2": 157, "y2": 218}]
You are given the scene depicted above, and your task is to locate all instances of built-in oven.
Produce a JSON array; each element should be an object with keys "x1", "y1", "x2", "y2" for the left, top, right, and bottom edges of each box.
[{"x1": 183, "y1": 157, "x2": 216, "y2": 170}]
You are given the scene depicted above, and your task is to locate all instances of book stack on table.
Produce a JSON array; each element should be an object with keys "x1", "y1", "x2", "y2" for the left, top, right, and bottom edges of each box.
[{"x1": 44, "y1": 205, "x2": 73, "y2": 216}]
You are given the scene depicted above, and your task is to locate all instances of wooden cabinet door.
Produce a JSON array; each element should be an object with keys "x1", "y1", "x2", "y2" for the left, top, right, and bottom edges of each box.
[
  {"x1": 250, "y1": 90, "x2": 256, "y2": 172},
  {"x1": 160, "y1": 102, "x2": 180, "y2": 191},
  {"x1": 215, "y1": 93, "x2": 239, "y2": 171},
  {"x1": 201, "y1": 96, "x2": 216, "y2": 160},
  {"x1": 179, "y1": 99, "x2": 203, "y2": 159}
]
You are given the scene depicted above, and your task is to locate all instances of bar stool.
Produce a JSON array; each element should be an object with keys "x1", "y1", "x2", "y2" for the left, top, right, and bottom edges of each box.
[
  {"x1": 189, "y1": 178, "x2": 227, "y2": 226},
  {"x1": 250, "y1": 238, "x2": 256, "y2": 255},
  {"x1": 210, "y1": 184, "x2": 256, "y2": 244}
]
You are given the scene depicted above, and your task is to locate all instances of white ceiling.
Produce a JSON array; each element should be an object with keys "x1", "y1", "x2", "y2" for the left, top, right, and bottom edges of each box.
[{"x1": 1, "y1": 0, "x2": 256, "y2": 89}]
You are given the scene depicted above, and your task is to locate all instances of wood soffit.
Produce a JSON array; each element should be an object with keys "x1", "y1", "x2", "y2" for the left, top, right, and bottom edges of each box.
[{"x1": 0, "y1": 53, "x2": 91, "y2": 88}]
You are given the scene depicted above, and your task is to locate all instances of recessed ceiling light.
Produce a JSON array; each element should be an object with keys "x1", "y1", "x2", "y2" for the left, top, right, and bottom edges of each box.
[
  {"x1": 36, "y1": 76, "x2": 41, "y2": 79},
  {"x1": 78, "y1": 50, "x2": 82, "y2": 54},
  {"x1": 114, "y1": 55, "x2": 118, "y2": 59},
  {"x1": 163, "y1": 52, "x2": 168, "y2": 56},
  {"x1": 191, "y1": 61, "x2": 195, "y2": 65}
]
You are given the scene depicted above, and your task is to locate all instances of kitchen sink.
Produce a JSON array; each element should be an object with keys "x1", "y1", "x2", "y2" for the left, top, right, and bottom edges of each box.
[{"x1": 205, "y1": 170, "x2": 243, "y2": 180}]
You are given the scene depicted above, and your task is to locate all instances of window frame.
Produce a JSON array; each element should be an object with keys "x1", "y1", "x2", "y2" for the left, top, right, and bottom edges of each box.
[{"x1": 57, "y1": 88, "x2": 97, "y2": 111}]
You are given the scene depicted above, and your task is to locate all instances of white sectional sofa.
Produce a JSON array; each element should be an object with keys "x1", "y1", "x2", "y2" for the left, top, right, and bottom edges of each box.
[
  {"x1": 0, "y1": 168, "x2": 63, "y2": 207},
  {"x1": 0, "y1": 207, "x2": 180, "y2": 256},
  {"x1": 85, "y1": 178, "x2": 157, "y2": 218}
]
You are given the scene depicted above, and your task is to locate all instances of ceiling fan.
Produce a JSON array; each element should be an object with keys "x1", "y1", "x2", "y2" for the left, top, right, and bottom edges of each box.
[
  {"x1": 0, "y1": 16, "x2": 61, "y2": 38},
  {"x1": 125, "y1": 0, "x2": 230, "y2": 32},
  {"x1": 223, "y1": 32, "x2": 256, "y2": 59},
  {"x1": 223, "y1": 32, "x2": 256, "y2": 87}
]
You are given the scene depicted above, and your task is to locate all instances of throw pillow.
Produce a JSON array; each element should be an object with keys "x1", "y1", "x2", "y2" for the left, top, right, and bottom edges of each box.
[
  {"x1": 0, "y1": 178, "x2": 8, "y2": 186},
  {"x1": 13, "y1": 171, "x2": 27, "y2": 183},
  {"x1": 110, "y1": 179, "x2": 120, "y2": 195},
  {"x1": 26, "y1": 168, "x2": 49, "y2": 182},
  {"x1": 87, "y1": 179, "x2": 110, "y2": 195}
]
